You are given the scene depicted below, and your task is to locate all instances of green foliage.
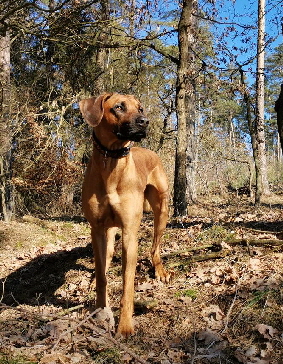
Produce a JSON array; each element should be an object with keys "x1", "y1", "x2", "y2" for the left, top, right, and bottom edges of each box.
[
  {"x1": 197, "y1": 225, "x2": 235, "y2": 244},
  {"x1": 91, "y1": 349, "x2": 121, "y2": 364},
  {"x1": 247, "y1": 289, "x2": 274, "y2": 308},
  {"x1": 175, "y1": 289, "x2": 198, "y2": 300},
  {"x1": 0, "y1": 355, "x2": 37, "y2": 364}
]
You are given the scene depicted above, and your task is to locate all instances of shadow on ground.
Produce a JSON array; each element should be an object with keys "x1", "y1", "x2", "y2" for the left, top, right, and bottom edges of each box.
[{"x1": 1, "y1": 244, "x2": 93, "y2": 307}]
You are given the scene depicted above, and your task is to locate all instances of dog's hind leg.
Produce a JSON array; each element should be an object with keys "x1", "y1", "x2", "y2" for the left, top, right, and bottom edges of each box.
[{"x1": 145, "y1": 185, "x2": 170, "y2": 283}]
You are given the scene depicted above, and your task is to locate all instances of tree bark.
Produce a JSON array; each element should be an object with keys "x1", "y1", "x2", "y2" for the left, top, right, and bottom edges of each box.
[
  {"x1": 93, "y1": 0, "x2": 109, "y2": 94},
  {"x1": 0, "y1": 30, "x2": 14, "y2": 221},
  {"x1": 173, "y1": 0, "x2": 197, "y2": 217},
  {"x1": 254, "y1": 0, "x2": 270, "y2": 203},
  {"x1": 275, "y1": 84, "x2": 283, "y2": 155}
]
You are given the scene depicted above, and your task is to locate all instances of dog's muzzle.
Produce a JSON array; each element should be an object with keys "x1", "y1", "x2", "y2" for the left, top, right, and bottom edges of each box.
[{"x1": 114, "y1": 116, "x2": 149, "y2": 142}]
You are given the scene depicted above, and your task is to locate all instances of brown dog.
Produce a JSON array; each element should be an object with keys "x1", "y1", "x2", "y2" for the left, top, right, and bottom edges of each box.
[{"x1": 79, "y1": 93, "x2": 170, "y2": 337}]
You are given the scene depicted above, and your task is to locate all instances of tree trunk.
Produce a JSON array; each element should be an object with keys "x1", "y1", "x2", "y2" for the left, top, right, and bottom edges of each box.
[
  {"x1": 254, "y1": 0, "x2": 270, "y2": 203},
  {"x1": 0, "y1": 30, "x2": 14, "y2": 221},
  {"x1": 94, "y1": 0, "x2": 109, "y2": 94},
  {"x1": 275, "y1": 84, "x2": 283, "y2": 156},
  {"x1": 173, "y1": 0, "x2": 197, "y2": 217},
  {"x1": 239, "y1": 68, "x2": 256, "y2": 199}
]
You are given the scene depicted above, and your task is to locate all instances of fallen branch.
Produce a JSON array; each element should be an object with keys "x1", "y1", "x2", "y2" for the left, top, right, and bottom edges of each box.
[
  {"x1": 0, "y1": 303, "x2": 149, "y2": 364},
  {"x1": 57, "y1": 304, "x2": 85, "y2": 316},
  {"x1": 168, "y1": 250, "x2": 229, "y2": 268},
  {"x1": 164, "y1": 243, "x2": 221, "y2": 258},
  {"x1": 0, "y1": 302, "x2": 84, "y2": 322},
  {"x1": 190, "y1": 250, "x2": 229, "y2": 262},
  {"x1": 232, "y1": 225, "x2": 283, "y2": 236},
  {"x1": 51, "y1": 309, "x2": 150, "y2": 364},
  {"x1": 228, "y1": 238, "x2": 283, "y2": 247}
]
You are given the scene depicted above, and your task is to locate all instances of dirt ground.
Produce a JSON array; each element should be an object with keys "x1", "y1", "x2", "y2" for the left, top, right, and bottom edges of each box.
[{"x1": 0, "y1": 194, "x2": 283, "y2": 364}]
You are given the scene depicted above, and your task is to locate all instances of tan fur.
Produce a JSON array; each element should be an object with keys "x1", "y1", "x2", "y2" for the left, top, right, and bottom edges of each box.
[{"x1": 80, "y1": 93, "x2": 170, "y2": 337}]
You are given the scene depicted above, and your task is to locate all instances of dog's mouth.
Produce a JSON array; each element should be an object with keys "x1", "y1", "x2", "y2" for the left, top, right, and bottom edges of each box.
[{"x1": 114, "y1": 123, "x2": 147, "y2": 142}]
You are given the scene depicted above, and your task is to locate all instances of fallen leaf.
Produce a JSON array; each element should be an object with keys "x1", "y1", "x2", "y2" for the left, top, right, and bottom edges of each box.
[
  {"x1": 94, "y1": 307, "x2": 115, "y2": 332},
  {"x1": 136, "y1": 282, "x2": 154, "y2": 291},
  {"x1": 245, "y1": 345, "x2": 257, "y2": 358},
  {"x1": 202, "y1": 305, "x2": 224, "y2": 329},
  {"x1": 249, "y1": 258, "x2": 261, "y2": 270},
  {"x1": 39, "y1": 353, "x2": 69, "y2": 364},
  {"x1": 198, "y1": 329, "x2": 221, "y2": 344},
  {"x1": 121, "y1": 353, "x2": 132, "y2": 362},
  {"x1": 256, "y1": 324, "x2": 278, "y2": 340}
]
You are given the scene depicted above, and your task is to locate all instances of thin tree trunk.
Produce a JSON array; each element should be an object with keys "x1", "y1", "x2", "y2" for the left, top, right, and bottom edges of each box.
[
  {"x1": 239, "y1": 68, "x2": 256, "y2": 199},
  {"x1": 275, "y1": 84, "x2": 283, "y2": 157},
  {"x1": 255, "y1": 0, "x2": 270, "y2": 203},
  {"x1": 94, "y1": 0, "x2": 109, "y2": 94},
  {"x1": 173, "y1": 0, "x2": 197, "y2": 217},
  {"x1": 0, "y1": 30, "x2": 14, "y2": 221}
]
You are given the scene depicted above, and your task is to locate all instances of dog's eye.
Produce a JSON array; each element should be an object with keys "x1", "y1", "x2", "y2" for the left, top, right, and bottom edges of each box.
[
  {"x1": 115, "y1": 104, "x2": 124, "y2": 111},
  {"x1": 139, "y1": 107, "x2": 144, "y2": 113}
]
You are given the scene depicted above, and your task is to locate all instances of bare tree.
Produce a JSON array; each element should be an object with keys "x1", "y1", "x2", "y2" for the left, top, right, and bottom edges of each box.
[
  {"x1": 254, "y1": 0, "x2": 270, "y2": 203},
  {"x1": 173, "y1": 0, "x2": 198, "y2": 216},
  {"x1": 0, "y1": 29, "x2": 14, "y2": 221},
  {"x1": 275, "y1": 84, "x2": 283, "y2": 154}
]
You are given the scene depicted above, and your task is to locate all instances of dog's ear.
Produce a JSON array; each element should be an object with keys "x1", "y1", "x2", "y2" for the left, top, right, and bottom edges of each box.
[{"x1": 79, "y1": 94, "x2": 112, "y2": 126}]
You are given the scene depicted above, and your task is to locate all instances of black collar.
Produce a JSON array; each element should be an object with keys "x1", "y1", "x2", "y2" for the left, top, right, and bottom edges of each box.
[{"x1": 92, "y1": 131, "x2": 133, "y2": 159}]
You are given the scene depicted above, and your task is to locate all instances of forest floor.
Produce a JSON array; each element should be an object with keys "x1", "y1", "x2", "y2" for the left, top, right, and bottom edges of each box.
[{"x1": 1, "y1": 194, "x2": 283, "y2": 364}]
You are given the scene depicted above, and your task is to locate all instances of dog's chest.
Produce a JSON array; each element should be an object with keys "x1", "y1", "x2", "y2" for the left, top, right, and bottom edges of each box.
[{"x1": 83, "y1": 154, "x2": 148, "y2": 225}]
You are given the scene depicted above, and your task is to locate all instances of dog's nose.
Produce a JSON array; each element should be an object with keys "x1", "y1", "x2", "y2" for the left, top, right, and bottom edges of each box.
[{"x1": 136, "y1": 116, "x2": 149, "y2": 126}]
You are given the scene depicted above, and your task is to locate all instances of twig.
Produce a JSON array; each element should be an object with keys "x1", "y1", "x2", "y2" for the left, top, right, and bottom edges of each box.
[
  {"x1": 51, "y1": 310, "x2": 98, "y2": 352},
  {"x1": 228, "y1": 238, "x2": 283, "y2": 247},
  {"x1": 10, "y1": 292, "x2": 20, "y2": 305},
  {"x1": 0, "y1": 277, "x2": 7, "y2": 303},
  {"x1": 169, "y1": 251, "x2": 229, "y2": 268},
  {"x1": 57, "y1": 304, "x2": 84, "y2": 316},
  {"x1": 1, "y1": 302, "x2": 149, "y2": 363},
  {"x1": 0, "y1": 303, "x2": 83, "y2": 322},
  {"x1": 51, "y1": 310, "x2": 150, "y2": 364},
  {"x1": 221, "y1": 285, "x2": 238, "y2": 334},
  {"x1": 164, "y1": 243, "x2": 221, "y2": 257},
  {"x1": 232, "y1": 225, "x2": 283, "y2": 236},
  {"x1": 190, "y1": 251, "x2": 228, "y2": 262},
  {"x1": 191, "y1": 331, "x2": 198, "y2": 364}
]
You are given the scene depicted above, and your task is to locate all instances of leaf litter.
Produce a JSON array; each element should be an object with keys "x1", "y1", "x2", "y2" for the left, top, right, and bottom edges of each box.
[{"x1": 0, "y1": 196, "x2": 283, "y2": 363}]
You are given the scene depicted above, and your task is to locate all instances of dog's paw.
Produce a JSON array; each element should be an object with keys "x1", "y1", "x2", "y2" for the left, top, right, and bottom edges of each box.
[
  {"x1": 116, "y1": 322, "x2": 135, "y2": 338},
  {"x1": 155, "y1": 264, "x2": 171, "y2": 283}
]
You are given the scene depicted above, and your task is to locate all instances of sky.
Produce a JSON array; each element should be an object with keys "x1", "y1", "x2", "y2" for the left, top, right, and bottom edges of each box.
[
  {"x1": 209, "y1": 0, "x2": 283, "y2": 77},
  {"x1": 142, "y1": 0, "x2": 283, "y2": 82}
]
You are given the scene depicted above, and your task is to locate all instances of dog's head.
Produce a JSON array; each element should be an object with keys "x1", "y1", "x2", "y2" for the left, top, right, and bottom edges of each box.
[{"x1": 79, "y1": 93, "x2": 149, "y2": 142}]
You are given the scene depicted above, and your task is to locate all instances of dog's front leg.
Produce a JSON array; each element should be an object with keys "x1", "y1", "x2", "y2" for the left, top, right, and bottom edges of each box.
[
  {"x1": 117, "y1": 225, "x2": 140, "y2": 337},
  {"x1": 91, "y1": 226, "x2": 115, "y2": 308}
]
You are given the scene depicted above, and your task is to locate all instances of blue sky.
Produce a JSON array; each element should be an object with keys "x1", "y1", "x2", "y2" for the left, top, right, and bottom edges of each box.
[
  {"x1": 210, "y1": 0, "x2": 283, "y2": 76},
  {"x1": 141, "y1": 0, "x2": 282, "y2": 81}
]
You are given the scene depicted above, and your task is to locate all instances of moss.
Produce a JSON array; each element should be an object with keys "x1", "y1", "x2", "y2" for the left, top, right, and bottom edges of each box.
[
  {"x1": 0, "y1": 355, "x2": 37, "y2": 364},
  {"x1": 90, "y1": 348, "x2": 121, "y2": 364},
  {"x1": 175, "y1": 289, "x2": 198, "y2": 300}
]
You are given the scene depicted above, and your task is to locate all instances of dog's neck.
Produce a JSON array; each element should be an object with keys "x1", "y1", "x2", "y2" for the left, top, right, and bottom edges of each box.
[{"x1": 92, "y1": 131, "x2": 133, "y2": 159}]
